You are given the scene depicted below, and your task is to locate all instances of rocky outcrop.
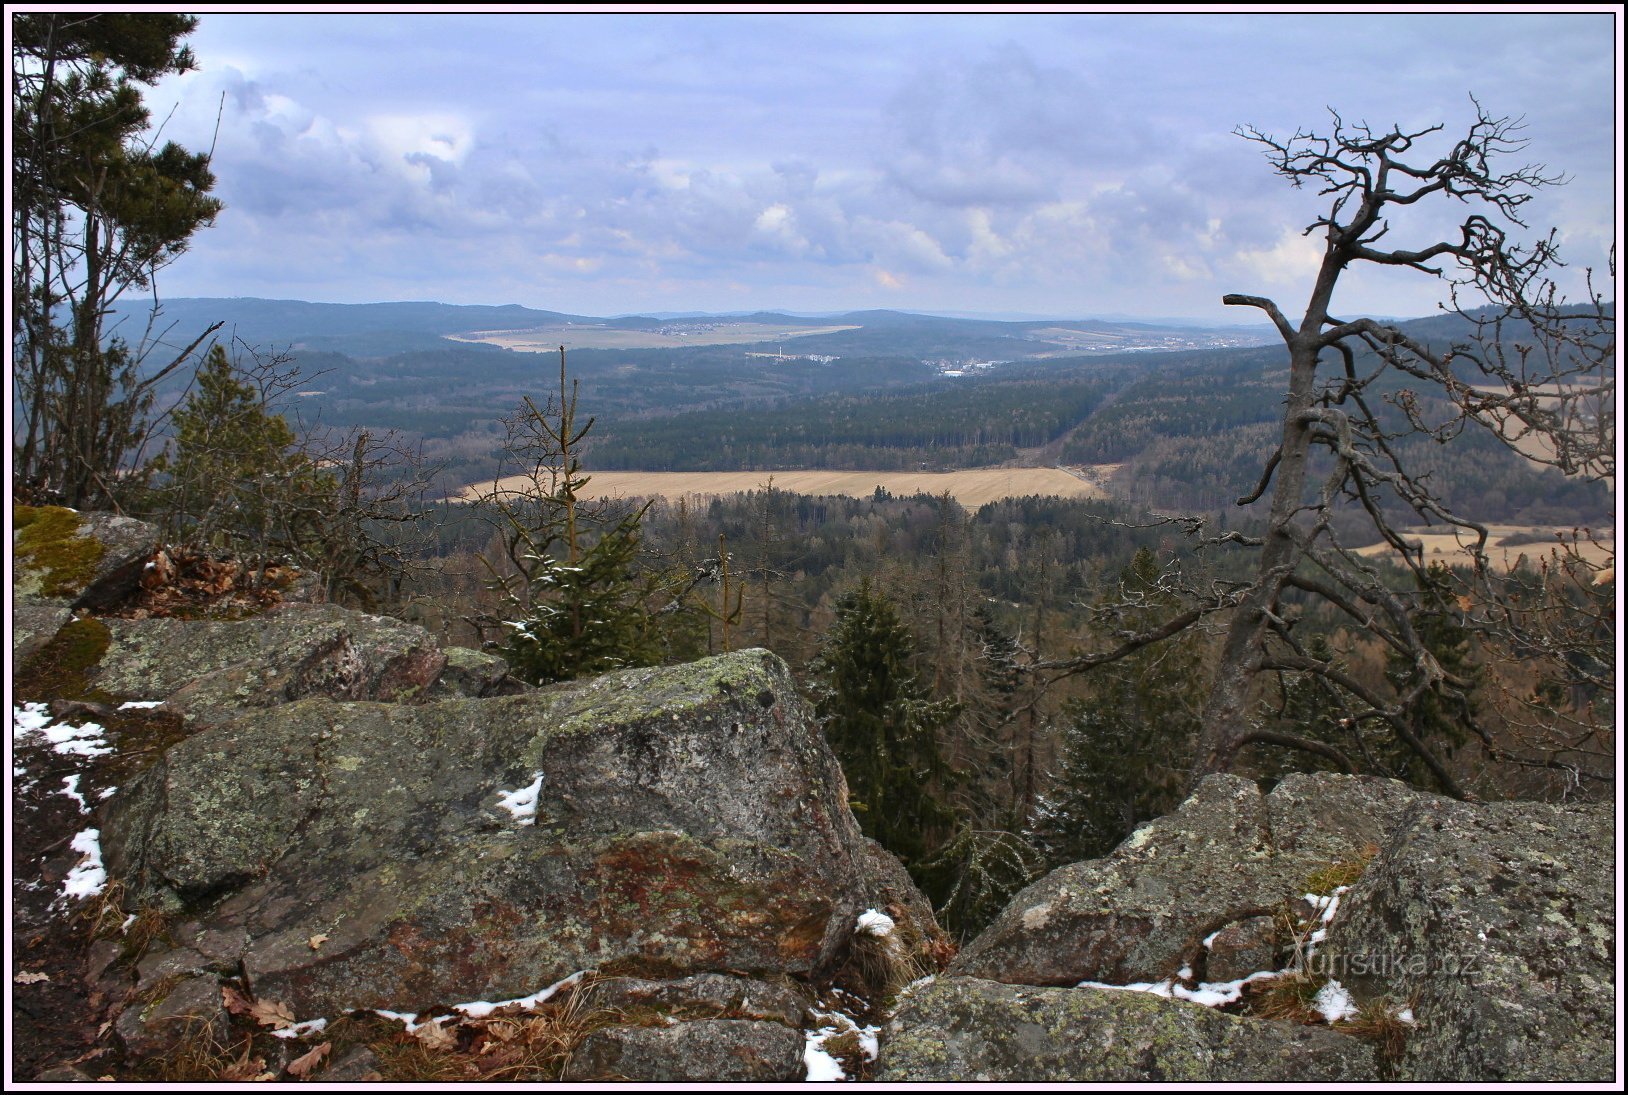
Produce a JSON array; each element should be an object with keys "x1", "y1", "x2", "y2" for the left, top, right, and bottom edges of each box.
[
  {"x1": 878, "y1": 977, "x2": 1376, "y2": 1082},
  {"x1": 1323, "y1": 796, "x2": 1614, "y2": 1082},
  {"x1": 88, "y1": 603, "x2": 456, "y2": 720},
  {"x1": 102, "y1": 650, "x2": 929, "y2": 1031},
  {"x1": 884, "y1": 771, "x2": 1613, "y2": 1084},
  {"x1": 953, "y1": 773, "x2": 1435, "y2": 987}
]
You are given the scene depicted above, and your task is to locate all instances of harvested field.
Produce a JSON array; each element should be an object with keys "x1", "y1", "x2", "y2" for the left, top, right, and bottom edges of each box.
[
  {"x1": 1351, "y1": 524, "x2": 1614, "y2": 573},
  {"x1": 456, "y1": 467, "x2": 1110, "y2": 508},
  {"x1": 446, "y1": 322, "x2": 858, "y2": 352}
]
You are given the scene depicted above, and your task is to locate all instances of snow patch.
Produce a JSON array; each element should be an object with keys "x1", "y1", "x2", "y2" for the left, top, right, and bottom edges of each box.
[
  {"x1": 494, "y1": 772, "x2": 546, "y2": 825},
  {"x1": 804, "y1": 1004, "x2": 881, "y2": 1081},
  {"x1": 63, "y1": 829, "x2": 107, "y2": 899},
  {"x1": 61, "y1": 775, "x2": 89, "y2": 812},
  {"x1": 856, "y1": 909, "x2": 895, "y2": 937},
  {"x1": 803, "y1": 1042, "x2": 846, "y2": 1082},
  {"x1": 118, "y1": 700, "x2": 165, "y2": 710},
  {"x1": 453, "y1": 969, "x2": 586, "y2": 1018},
  {"x1": 272, "y1": 1018, "x2": 328, "y2": 1040},
  {"x1": 1313, "y1": 979, "x2": 1359, "y2": 1022}
]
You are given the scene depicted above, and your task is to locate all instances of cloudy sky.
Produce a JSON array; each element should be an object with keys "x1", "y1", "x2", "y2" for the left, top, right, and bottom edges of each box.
[{"x1": 134, "y1": 8, "x2": 1619, "y2": 322}]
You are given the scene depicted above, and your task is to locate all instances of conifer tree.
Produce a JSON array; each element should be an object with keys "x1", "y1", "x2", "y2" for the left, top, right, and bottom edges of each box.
[
  {"x1": 812, "y1": 580, "x2": 960, "y2": 870},
  {"x1": 484, "y1": 348, "x2": 679, "y2": 684}
]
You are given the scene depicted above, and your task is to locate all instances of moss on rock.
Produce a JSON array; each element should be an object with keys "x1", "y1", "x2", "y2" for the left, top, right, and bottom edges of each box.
[{"x1": 14, "y1": 505, "x2": 106, "y2": 600}]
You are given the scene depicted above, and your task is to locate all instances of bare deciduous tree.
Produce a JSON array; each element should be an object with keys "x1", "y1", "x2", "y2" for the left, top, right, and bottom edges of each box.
[{"x1": 1042, "y1": 102, "x2": 1614, "y2": 799}]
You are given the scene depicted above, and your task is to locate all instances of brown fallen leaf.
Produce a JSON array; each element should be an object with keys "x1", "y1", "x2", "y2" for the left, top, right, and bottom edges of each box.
[
  {"x1": 221, "y1": 1053, "x2": 276, "y2": 1082},
  {"x1": 14, "y1": 971, "x2": 50, "y2": 984},
  {"x1": 307, "y1": 933, "x2": 329, "y2": 951},
  {"x1": 286, "y1": 1041, "x2": 331, "y2": 1079},
  {"x1": 413, "y1": 1018, "x2": 457, "y2": 1051},
  {"x1": 248, "y1": 997, "x2": 297, "y2": 1030},
  {"x1": 222, "y1": 984, "x2": 254, "y2": 1016}
]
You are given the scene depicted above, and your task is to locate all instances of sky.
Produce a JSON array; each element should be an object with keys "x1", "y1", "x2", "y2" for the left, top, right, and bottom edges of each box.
[{"x1": 98, "y1": 7, "x2": 1624, "y2": 322}]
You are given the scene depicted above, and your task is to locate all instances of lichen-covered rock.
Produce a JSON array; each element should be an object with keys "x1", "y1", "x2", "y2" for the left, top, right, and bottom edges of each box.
[
  {"x1": 1265, "y1": 771, "x2": 1441, "y2": 865},
  {"x1": 563, "y1": 1019, "x2": 804, "y2": 1082},
  {"x1": 102, "y1": 650, "x2": 935, "y2": 1019},
  {"x1": 12, "y1": 599, "x2": 74, "y2": 663},
  {"x1": 877, "y1": 977, "x2": 1376, "y2": 1082},
  {"x1": 426, "y1": 645, "x2": 529, "y2": 698},
  {"x1": 1322, "y1": 797, "x2": 1614, "y2": 1082},
  {"x1": 14, "y1": 506, "x2": 159, "y2": 608},
  {"x1": 576, "y1": 973, "x2": 812, "y2": 1028},
  {"x1": 88, "y1": 603, "x2": 448, "y2": 720},
  {"x1": 1204, "y1": 916, "x2": 1279, "y2": 983},
  {"x1": 952, "y1": 773, "x2": 1439, "y2": 987}
]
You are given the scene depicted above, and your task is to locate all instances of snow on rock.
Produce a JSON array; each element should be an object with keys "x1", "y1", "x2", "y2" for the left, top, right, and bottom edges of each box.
[
  {"x1": 118, "y1": 700, "x2": 164, "y2": 710},
  {"x1": 63, "y1": 829, "x2": 107, "y2": 899},
  {"x1": 494, "y1": 772, "x2": 545, "y2": 825},
  {"x1": 803, "y1": 1041, "x2": 846, "y2": 1082}
]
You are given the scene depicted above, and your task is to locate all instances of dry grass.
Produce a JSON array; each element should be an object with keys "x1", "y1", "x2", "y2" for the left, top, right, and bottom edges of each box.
[
  {"x1": 1301, "y1": 844, "x2": 1379, "y2": 896},
  {"x1": 457, "y1": 466, "x2": 1109, "y2": 507},
  {"x1": 1351, "y1": 524, "x2": 1614, "y2": 572},
  {"x1": 148, "y1": 1018, "x2": 273, "y2": 1082}
]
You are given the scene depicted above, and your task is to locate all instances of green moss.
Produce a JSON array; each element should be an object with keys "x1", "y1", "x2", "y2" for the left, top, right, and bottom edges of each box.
[
  {"x1": 15, "y1": 616, "x2": 113, "y2": 702},
  {"x1": 14, "y1": 505, "x2": 106, "y2": 599}
]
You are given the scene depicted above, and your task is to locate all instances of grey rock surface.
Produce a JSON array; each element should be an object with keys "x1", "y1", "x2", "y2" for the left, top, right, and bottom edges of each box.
[
  {"x1": 1323, "y1": 797, "x2": 1614, "y2": 1082},
  {"x1": 952, "y1": 773, "x2": 1441, "y2": 987},
  {"x1": 426, "y1": 645, "x2": 530, "y2": 698},
  {"x1": 102, "y1": 650, "x2": 933, "y2": 1018},
  {"x1": 563, "y1": 1019, "x2": 805, "y2": 1082},
  {"x1": 877, "y1": 976, "x2": 1376, "y2": 1082},
  {"x1": 90, "y1": 603, "x2": 448, "y2": 719},
  {"x1": 577, "y1": 972, "x2": 812, "y2": 1028},
  {"x1": 12, "y1": 599, "x2": 74, "y2": 662}
]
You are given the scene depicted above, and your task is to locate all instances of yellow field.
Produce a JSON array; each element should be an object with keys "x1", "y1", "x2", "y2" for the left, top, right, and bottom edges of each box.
[
  {"x1": 446, "y1": 322, "x2": 859, "y2": 352},
  {"x1": 1351, "y1": 525, "x2": 1614, "y2": 573},
  {"x1": 457, "y1": 467, "x2": 1110, "y2": 508}
]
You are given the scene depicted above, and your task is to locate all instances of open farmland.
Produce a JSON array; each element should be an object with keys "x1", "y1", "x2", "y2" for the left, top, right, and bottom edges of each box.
[
  {"x1": 456, "y1": 466, "x2": 1110, "y2": 508},
  {"x1": 446, "y1": 321, "x2": 860, "y2": 352},
  {"x1": 1351, "y1": 524, "x2": 1615, "y2": 574}
]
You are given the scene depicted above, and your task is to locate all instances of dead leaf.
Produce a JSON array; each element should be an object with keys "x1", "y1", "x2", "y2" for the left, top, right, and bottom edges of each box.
[
  {"x1": 248, "y1": 997, "x2": 296, "y2": 1030},
  {"x1": 307, "y1": 933, "x2": 329, "y2": 951},
  {"x1": 222, "y1": 984, "x2": 254, "y2": 1016},
  {"x1": 412, "y1": 1018, "x2": 457, "y2": 1051},
  {"x1": 286, "y1": 1041, "x2": 331, "y2": 1079},
  {"x1": 14, "y1": 971, "x2": 50, "y2": 984},
  {"x1": 221, "y1": 1054, "x2": 276, "y2": 1082}
]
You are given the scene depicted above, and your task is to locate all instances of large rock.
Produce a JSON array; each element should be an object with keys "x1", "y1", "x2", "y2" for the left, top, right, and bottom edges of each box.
[
  {"x1": 877, "y1": 977, "x2": 1376, "y2": 1082},
  {"x1": 1323, "y1": 797, "x2": 1614, "y2": 1082},
  {"x1": 563, "y1": 1020, "x2": 804, "y2": 1082},
  {"x1": 12, "y1": 600, "x2": 73, "y2": 663},
  {"x1": 14, "y1": 506, "x2": 160, "y2": 609},
  {"x1": 953, "y1": 773, "x2": 1439, "y2": 986},
  {"x1": 102, "y1": 650, "x2": 933, "y2": 1020},
  {"x1": 87, "y1": 603, "x2": 450, "y2": 720}
]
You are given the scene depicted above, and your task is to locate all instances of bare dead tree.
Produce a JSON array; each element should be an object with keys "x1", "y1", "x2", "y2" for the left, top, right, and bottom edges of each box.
[{"x1": 1039, "y1": 102, "x2": 1614, "y2": 798}]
